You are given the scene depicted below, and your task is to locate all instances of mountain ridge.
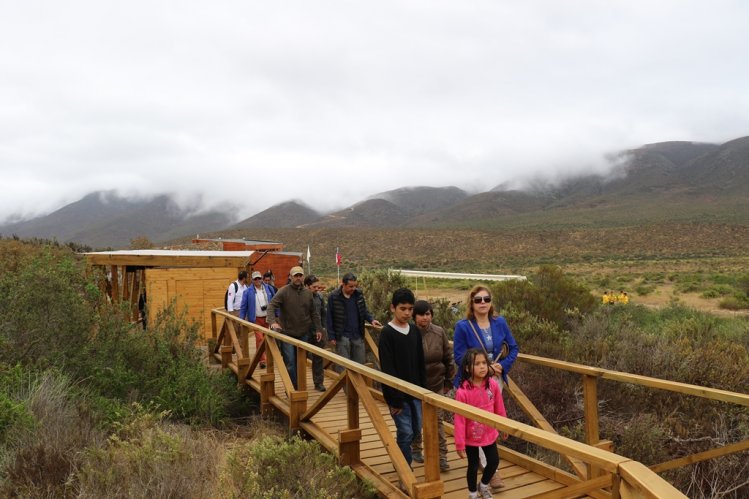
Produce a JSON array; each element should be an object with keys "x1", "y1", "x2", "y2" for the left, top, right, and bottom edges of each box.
[{"x1": 2, "y1": 136, "x2": 748, "y2": 248}]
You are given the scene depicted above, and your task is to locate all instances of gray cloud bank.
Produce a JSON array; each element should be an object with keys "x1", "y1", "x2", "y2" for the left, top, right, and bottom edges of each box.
[{"x1": 1, "y1": 1, "x2": 748, "y2": 223}]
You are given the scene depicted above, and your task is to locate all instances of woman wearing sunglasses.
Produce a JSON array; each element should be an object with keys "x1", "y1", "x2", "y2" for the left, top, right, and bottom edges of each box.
[{"x1": 452, "y1": 285, "x2": 519, "y2": 490}]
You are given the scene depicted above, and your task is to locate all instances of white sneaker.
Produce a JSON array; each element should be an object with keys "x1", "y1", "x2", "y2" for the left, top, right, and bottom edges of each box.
[
  {"x1": 468, "y1": 491, "x2": 478, "y2": 499},
  {"x1": 478, "y1": 481, "x2": 493, "y2": 499}
]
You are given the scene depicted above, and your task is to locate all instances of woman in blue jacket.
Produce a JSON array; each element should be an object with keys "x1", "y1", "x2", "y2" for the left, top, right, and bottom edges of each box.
[
  {"x1": 452, "y1": 284, "x2": 519, "y2": 489},
  {"x1": 452, "y1": 285, "x2": 519, "y2": 387}
]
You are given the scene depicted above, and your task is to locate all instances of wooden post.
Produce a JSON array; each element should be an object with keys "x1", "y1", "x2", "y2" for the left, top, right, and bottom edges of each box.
[
  {"x1": 422, "y1": 400, "x2": 441, "y2": 483},
  {"x1": 583, "y1": 374, "x2": 600, "y2": 479},
  {"x1": 110, "y1": 265, "x2": 119, "y2": 302},
  {"x1": 338, "y1": 429, "x2": 362, "y2": 466},
  {"x1": 239, "y1": 323, "x2": 250, "y2": 361},
  {"x1": 260, "y1": 373, "x2": 275, "y2": 417},
  {"x1": 289, "y1": 391, "x2": 308, "y2": 432},
  {"x1": 220, "y1": 322, "x2": 233, "y2": 368},
  {"x1": 296, "y1": 346, "x2": 307, "y2": 392},
  {"x1": 347, "y1": 374, "x2": 359, "y2": 430}
]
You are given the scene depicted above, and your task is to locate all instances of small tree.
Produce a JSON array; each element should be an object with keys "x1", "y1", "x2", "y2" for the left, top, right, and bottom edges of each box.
[
  {"x1": 357, "y1": 269, "x2": 408, "y2": 323},
  {"x1": 129, "y1": 236, "x2": 154, "y2": 250}
]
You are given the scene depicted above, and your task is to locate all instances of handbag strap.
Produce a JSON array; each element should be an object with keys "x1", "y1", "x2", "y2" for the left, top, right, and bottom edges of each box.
[{"x1": 467, "y1": 320, "x2": 495, "y2": 362}]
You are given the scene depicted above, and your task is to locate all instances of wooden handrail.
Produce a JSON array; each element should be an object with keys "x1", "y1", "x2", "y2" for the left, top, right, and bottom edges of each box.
[
  {"x1": 212, "y1": 309, "x2": 687, "y2": 498},
  {"x1": 518, "y1": 353, "x2": 749, "y2": 406}
]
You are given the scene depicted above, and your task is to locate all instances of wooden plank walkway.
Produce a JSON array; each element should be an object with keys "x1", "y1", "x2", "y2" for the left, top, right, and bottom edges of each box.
[{"x1": 243, "y1": 357, "x2": 574, "y2": 498}]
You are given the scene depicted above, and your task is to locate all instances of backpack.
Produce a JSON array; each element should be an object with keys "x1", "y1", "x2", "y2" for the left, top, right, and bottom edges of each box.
[{"x1": 224, "y1": 281, "x2": 239, "y2": 309}]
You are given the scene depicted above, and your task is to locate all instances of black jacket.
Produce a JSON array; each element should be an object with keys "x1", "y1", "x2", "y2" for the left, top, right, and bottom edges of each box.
[{"x1": 326, "y1": 287, "x2": 374, "y2": 341}]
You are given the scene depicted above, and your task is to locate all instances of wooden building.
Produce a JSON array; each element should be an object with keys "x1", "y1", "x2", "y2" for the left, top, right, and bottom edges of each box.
[{"x1": 83, "y1": 249, "x2": 301, "y2": 338}]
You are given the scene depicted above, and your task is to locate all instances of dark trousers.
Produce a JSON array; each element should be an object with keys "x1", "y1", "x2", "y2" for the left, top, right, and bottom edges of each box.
[
  {"x1": 466, "y1": 444, "x2": 499, "y2": 492},
  {"x1": 307, "y1": 331, "x2": 325, "y2": 385}
]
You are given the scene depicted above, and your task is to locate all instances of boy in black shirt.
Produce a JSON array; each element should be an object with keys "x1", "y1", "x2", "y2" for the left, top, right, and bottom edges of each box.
[{"x1": 378, "y1": 288, "x2": 426, "y2": 466}]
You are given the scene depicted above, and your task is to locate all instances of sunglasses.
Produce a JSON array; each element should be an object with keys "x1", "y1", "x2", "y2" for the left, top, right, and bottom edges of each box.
[
  {"x1": 253, "y1": 277, "x2": 262, "y2": 280},
  {"x1": 472, "y1": 295, "x2": 492, "y2": 304}
]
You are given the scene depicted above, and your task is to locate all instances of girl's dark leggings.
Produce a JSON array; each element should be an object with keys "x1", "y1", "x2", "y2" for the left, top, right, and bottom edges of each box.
[{"x1": 465, "y1": 444, "x2": 499, "y2": 492}]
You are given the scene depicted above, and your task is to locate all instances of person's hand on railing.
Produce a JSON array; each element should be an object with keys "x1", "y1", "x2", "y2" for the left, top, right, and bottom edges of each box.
[{"x1": 270, "y1": 323, "x2": 281, "y2": 332}]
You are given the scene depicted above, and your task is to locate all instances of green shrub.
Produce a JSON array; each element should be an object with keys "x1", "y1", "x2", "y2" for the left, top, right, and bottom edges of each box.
[
  {"x1": 225, "y1": 435, "x2": 377, "y2": 498},
  {"x1": 719, "y1": 294, "x2": 749, "y2": 310},
  {"x1": 701, "y1": 284, "x2": 734, "y2": 298},
  {"x1": 431, "y1": 297, "x2": 462, "y2": 338},
  {"x1": 77, "y1": 409, "x2": 222, "y2": 499},
  {"x1": 357, "y1": 269, "x2": 408, "y2": 323},
  {"x1": 492, "y1": 265, "x2": 597, "y2": 330},
  {"x1": 635, "y1": 283, "x2": 656, "y2": 296},
  {"x1": 0, "y1": 369, "x2": 102, "y2": 498},
  {"x1": 0, "y1": 249, "x2": 98, "y2": 369}
]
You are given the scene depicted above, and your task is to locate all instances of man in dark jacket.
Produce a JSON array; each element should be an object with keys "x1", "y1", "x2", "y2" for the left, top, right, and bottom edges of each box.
[
  {"x1": 326, "y1": 272, "x2": 382, "y2": 367},
  {"x1": 267, "y1": 266, "x2": 323, "y2": 389}
]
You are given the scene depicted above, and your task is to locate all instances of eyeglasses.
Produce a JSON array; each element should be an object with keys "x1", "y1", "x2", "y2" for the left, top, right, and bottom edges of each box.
[
  {"x1": 253, "y1": 277, "x2": 262, "y2": 281},
  {"x1": 472, "y1": 295, "x2": 492, "y2": 304},
  {"x1": 292, "y1": 273, "x2": 303, "y2": 277}
]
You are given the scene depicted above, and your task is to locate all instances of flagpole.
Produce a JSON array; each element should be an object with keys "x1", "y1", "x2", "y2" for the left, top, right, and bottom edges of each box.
[{"x1": 336, "y1": 247, "x2": 340, "y2": 282}]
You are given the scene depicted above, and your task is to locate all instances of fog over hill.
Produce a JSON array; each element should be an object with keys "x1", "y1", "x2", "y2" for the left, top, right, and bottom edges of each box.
[{"x1": 2, "y1": 137, "x2": 748, "y2": 248}]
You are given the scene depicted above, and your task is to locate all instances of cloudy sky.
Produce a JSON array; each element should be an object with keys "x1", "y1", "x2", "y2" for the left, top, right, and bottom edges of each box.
[{"x1": 1, "y1": 1, "x2": 748, "y2": 223}]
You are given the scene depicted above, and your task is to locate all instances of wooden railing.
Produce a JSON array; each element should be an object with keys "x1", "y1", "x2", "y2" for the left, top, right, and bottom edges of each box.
[
  {"x1": 211, "y1": 309, "x2": 691, "y2": 498},
  {"x1": 515, "y1": 353, "x2": 749, "y2": 476}
]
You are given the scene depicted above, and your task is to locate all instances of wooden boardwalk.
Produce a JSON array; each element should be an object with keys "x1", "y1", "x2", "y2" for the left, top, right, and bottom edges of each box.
[
  {"x1": 259, "y1": 365, "x2": 573, "y2": 498},
  {"x1": 210, "y1": 309, "x2": 748, "y2": 498}
]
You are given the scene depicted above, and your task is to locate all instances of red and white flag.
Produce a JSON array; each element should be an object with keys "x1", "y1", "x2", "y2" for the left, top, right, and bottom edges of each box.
[{"x1": 335, "y1": 247, "x2": 342, "y2": 267}]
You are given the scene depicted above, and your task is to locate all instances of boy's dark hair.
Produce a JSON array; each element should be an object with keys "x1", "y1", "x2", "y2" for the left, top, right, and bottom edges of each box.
[
  {"x1": 342, "y1": 272, "x2": 357, "y2": 284},
  {"x1": 391, "y1": 287, "x2": 415, "y2": 307},
  {"x1": 413, "y1": 300, "x2": 432, "y2": 316},
  {"x1": 304, "y1": 274, "x2": 319, "y2": 287},
  {"x1": 263, "y1": 271, "x2": 273, "y2": 279},
  {"x1": 458, "y1": 348, "x2": 494, "y2": 389},
  {"x1": 238, "y1": 270, "x2": 248, "y2": 280}
]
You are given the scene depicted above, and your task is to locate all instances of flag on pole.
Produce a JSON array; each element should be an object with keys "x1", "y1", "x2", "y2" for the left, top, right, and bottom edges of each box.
[{"x1": 335, "y1": 247, "x2": 342, "y2": 267}]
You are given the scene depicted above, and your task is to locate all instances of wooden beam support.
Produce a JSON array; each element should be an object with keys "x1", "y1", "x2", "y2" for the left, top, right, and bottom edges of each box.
[{"x1": 650, "y1": 438, "x2": 749, "y2": 473}]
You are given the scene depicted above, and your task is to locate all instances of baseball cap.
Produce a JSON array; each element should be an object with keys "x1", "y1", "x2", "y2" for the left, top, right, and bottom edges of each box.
[
  {"x1": 290, "y1": 266, "x2": 304, "y2": 276},
  {"x1": 251, "y1": 271, "x2": 262, "y2": 279}
]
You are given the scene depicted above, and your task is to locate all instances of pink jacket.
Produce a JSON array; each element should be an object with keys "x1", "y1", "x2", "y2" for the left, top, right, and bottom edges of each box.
[{"x1": 454, "y1": 377, "x2": 507, "y2": 451}]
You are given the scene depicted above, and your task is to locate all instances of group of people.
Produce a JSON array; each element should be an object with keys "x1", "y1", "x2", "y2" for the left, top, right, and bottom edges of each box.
[
  {"x1": 379, "y1": 285, "x2": 519, "y2": 498},
  {"x1": 225, "y1": 268, "x2": 520, "y2": 499},
  {"x1": 225, "y1": 268, "x2": 382, "y2": 393},
  {"x1": 602, "y1": 290, "x2": 629, "y2": 305}
]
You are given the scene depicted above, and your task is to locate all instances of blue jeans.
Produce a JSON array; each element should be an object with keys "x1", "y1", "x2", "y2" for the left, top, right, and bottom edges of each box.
[
  {"x1": 391, "y1": 398, "x2": 422, "y2": 465},
  {"x1": 280, "y1": 333, "x2": 308, "y2": 389}
]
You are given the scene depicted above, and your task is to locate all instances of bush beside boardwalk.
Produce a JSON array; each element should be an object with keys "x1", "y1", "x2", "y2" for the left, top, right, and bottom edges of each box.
[{"x1": 0, "y1": 239, "x2": 375, "y2": 498}]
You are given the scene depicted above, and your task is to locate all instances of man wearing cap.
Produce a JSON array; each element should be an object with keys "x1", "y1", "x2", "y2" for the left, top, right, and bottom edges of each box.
[
  {"x1": 240, "y1": 270, "x2": 276, "y2": 369},
  {"x1": 267, "y1": 266, "x2": 324, "y2": 389}
]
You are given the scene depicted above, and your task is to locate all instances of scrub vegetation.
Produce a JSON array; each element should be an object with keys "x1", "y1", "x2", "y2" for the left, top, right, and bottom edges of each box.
[{"x1": 0, "y1": 238, "x2": 375, "y2": 498}]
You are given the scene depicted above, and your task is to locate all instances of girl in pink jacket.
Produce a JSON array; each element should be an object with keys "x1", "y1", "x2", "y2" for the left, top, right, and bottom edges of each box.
[{"x1": 454, "y1": 348, "x2": 507, "y2": 499}]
